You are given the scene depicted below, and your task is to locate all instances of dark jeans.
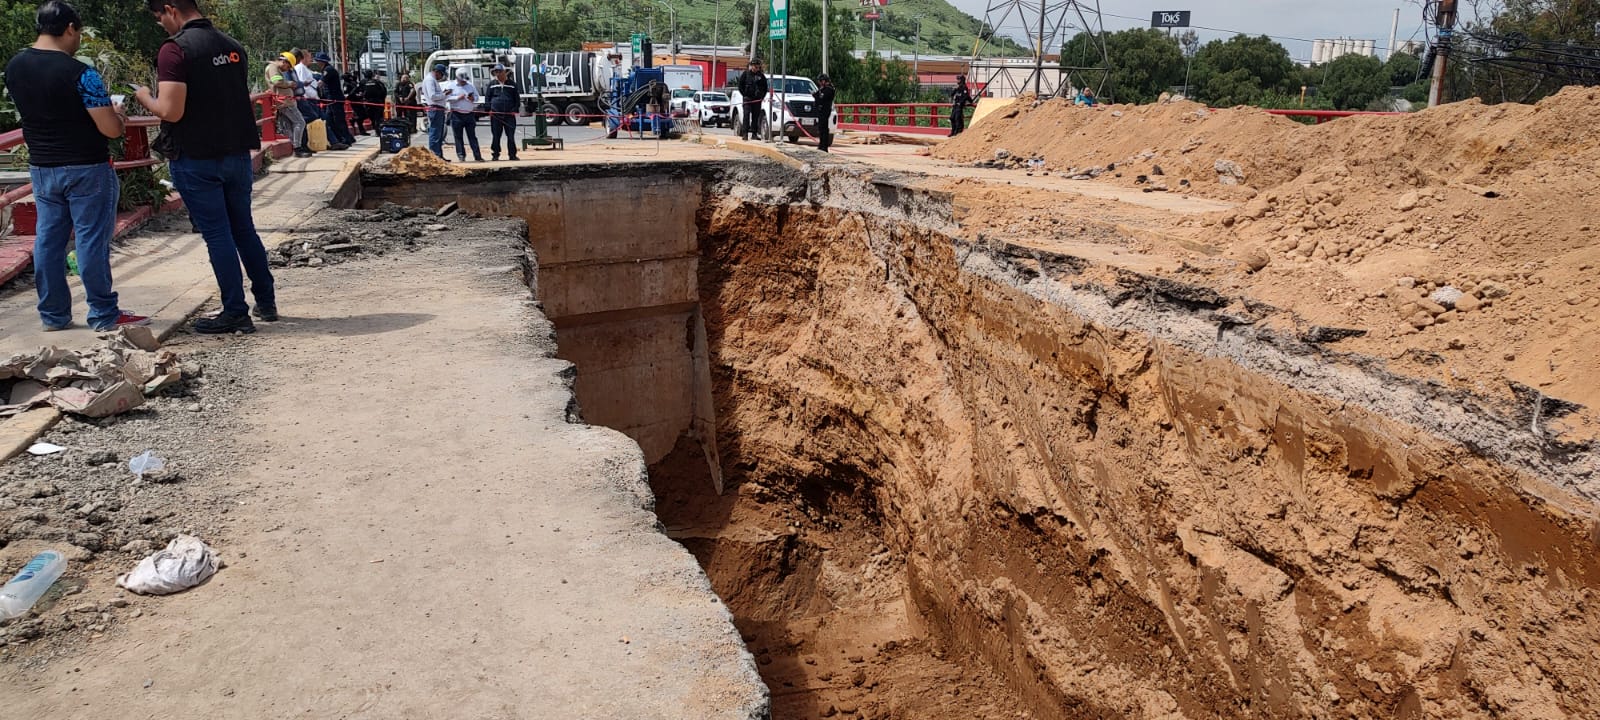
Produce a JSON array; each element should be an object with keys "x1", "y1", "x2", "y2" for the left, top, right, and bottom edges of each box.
[
  {"x1": 489, "y1": 112, "x2": 518, "y2": 158},
  {"x1": 168, "y1": 153, "x2": 275, "y2": 318},
  {"x1": 450, "y1": 111, "x2": 482, "y2": 161},
  {"x1": 30, "y1": 162, "x2": 122, "y2": 329},
  {"x1": 325, "y1": 100, "x2": 355, "y2": 145},
  {"x1": 426, "y1": 109, "x2": 448, "y2": 157},
  {"x1": 741, "y1": 102, "x2": 763, "y2": 140},
  {"x1": 950, "y1": 104, "x2": 967, "y2": 136}
]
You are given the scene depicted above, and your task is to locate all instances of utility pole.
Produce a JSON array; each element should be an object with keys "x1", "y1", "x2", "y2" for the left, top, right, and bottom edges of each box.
[
  {"x1": 1428, "y1": 0, "x2": 1457, "y2": 107},
  {"x1": 339, "y1": 0, "x2": 348, "y2": 70},
  {"x1": 1387, "y1": 7, "x2": 1399, "y2": 61},
  {"x1": 749, "y1": 0, "x2": 761, "y2": 61},
  {"x1": 913, "y1": 15, "x2": 924, "y2": 84},
  {"x1": 821, "y1": 0, "x2": 828, "y2": 75},
  {"x1": 712, "y1": 0, "x2": 721, "y2": 87},
  {"x1": 1033, "y1": 0, "x2": 1044, "y2": 96}
]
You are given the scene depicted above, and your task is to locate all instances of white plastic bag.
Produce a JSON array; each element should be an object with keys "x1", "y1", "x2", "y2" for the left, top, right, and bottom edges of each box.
[{"x1": 117, "y1": 535, "x2": 219, "y2": 595}]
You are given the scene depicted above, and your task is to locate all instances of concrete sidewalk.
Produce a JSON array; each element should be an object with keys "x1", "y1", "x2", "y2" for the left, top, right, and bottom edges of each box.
[{"x1": 0, "y1": 140, "x2": 377, "y2": 356}]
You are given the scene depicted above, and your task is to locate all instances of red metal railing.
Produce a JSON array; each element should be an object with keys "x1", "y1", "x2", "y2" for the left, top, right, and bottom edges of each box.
[
  {"x1": 837, "y1": 103, "x2": 967, "y2": 135},
  {"x1": 0, "y1": 92, "x2": 297, "y2": 288},
  {"x1": 834, "y1": 103, "x2": 1407, "y2": 134}
]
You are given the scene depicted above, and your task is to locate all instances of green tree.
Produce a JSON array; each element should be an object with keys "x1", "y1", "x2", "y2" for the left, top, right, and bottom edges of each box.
[
  {"x1": 1318, "y1": 53, "x2": 1388, "y2": 110},
  {"x1": 1061, "y1": 28, "x2": 1183, "y2": 104},
  {"x1": 781, "y1": 1, "x2": 859, "y2": 96},
  {"x1": 1188, "y1": 34, "x2": 1296, "y2": 106}
]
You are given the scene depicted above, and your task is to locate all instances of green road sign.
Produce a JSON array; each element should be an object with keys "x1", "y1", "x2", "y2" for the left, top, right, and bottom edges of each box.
[
  {"x1": 769, "y1": 0, "x2": 788, "y2": 39},
  {"x1": 475, "y1": 36, "x2": 511, "y2": 50},
  {"x1": 631, "y1": 33, "x2": 646, "y2": 55}
]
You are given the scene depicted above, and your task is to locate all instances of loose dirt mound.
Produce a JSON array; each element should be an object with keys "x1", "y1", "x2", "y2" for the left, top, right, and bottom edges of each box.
[
  {"x1": 365, "y1": 146, "x2": 467, "y2": 178},
  {"x1": 933, "y1": 86, "x2": 1600, "y2": 413}
]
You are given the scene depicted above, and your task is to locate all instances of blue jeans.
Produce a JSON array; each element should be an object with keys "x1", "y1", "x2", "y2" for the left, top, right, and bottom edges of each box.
[
  {"x1": 450, "y1": 111, "x2": 481, "y2": 161},
  {"x1": 168, "y1": 153, "x2": 275, "y2": 317},
  {"x1": 426, "y1": 109, "x2": 448, "y2": 157},
  {"x1": 31, "y1": 162, "x2": 122, "y2": 329}
]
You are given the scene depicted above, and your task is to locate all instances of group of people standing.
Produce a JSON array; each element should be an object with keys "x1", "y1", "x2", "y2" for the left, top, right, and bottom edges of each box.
[
  {"x1": 265, "y1": 49, "x2": 395, "y2": 158},
  {"x1": 7, "y1": 0, "x2": 277, "y2": 335},
  {"x1": 417, "y1": 62, "x2": 522, "y2": 163}
]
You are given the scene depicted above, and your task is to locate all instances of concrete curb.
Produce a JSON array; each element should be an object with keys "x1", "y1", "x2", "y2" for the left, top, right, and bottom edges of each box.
[{"x1": 0, "y1": 407, "x2": 62, "y2": 463}]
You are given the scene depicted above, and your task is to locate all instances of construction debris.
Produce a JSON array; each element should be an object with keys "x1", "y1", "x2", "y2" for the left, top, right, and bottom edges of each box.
[{"x1": 0, "y1": 329, "x2": 188, "y2": 420}]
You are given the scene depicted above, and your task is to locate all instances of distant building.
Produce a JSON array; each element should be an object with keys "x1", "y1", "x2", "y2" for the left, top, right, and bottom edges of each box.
[{"x1": 1311, "y1": 38, "x2": 1377, "y2": 64}]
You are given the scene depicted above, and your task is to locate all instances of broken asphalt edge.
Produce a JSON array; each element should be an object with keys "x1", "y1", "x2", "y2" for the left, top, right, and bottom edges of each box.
[
  {"x1": 0, "y1": 146, "x2": 380, "y2": 467},
  {"x1": 0, "y1": 406, "x2": 61, "y2": 463}
]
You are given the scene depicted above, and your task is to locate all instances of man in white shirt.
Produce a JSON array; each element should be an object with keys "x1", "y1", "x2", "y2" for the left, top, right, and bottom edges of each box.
[
  {"x1": 447, "y1": 69, "x2": 482, "y2": 162},
  {"x1": 292, "y1": 48, "x2": 325, "y2": 131},
  {"x1": 418, "y1": 63, "x2": 450, "y2": 158}
]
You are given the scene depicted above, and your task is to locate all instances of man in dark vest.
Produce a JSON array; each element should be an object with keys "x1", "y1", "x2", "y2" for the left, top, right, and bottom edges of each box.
[
  {"x1": 315, "y1": 52, "x2": 355, "y2": 147},
  {"x1": 485, "y1": 63, "x2": 521, "y2": 161},
  {"x1": 135, "y1": 0, "x2": 274, "y2": 334},
  {"x1": 6, "y1": 0, "x2": 148, "y2": 331}
]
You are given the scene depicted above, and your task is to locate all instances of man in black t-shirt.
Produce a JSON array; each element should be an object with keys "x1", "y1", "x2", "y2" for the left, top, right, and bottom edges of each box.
[
  {"x1": 394, "y1": 71, "x2": 417, "y2": 131},
  {"x1": 135, "y1": 0, "x2": 274, "y2": 335},
  {"x1": 6, "y1": 0, "x2": 148, "y2": 331}
]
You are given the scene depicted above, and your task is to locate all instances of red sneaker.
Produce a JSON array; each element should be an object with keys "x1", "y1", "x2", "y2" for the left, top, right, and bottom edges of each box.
[{"x1": 96, "y1": 312, "x2": 150, "y2": 331}]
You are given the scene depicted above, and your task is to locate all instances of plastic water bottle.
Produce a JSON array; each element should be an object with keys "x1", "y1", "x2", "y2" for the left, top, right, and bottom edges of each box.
[{"x1": 0, "y1": 550, "x2": 66, "y2": 621}]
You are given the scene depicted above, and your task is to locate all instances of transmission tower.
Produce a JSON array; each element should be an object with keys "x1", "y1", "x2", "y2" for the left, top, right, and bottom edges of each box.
[{"x1": 971, "y1": 0, "x2": 1109, "y2": 99}]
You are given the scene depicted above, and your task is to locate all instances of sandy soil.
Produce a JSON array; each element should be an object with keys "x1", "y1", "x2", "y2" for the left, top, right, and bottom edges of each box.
[
  {"x1": 841, "y1": 87, "x2": 1600, "y2": 445},
  {"x1": 0, "y1": 212, "x2": 765, "y2": 719}
]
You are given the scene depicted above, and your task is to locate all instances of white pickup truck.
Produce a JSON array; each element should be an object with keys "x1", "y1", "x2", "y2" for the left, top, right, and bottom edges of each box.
[{"x1": 729, "y1": 74, "x2": 838, "y2": 144}]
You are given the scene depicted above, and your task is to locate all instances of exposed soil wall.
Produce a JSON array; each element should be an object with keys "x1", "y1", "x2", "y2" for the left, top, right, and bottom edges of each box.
[{"x1": 672, "y1": 164, "x2": 1600, "y2": 719}]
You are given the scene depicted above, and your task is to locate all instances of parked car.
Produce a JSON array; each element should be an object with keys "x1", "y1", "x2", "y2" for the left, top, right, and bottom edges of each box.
[
  {"x1": 667, "y1": 88, "x2": 696, "y2": 117},
  {"x1": 689, "y1": 91, "x2": 732, "y2": 127},
  {"x1": 729, "y1": 74, "x2": 837, "y2": 143}
]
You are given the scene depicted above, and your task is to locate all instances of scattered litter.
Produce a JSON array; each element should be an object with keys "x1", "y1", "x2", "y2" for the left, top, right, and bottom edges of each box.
[
  {"x1": 116, "y1": 535, "x2": 219, "y2": 596},
  {"x1": 128, "y1": 450, "x2": 166, "y2": 481},
  {"x1": 26, "y1": 442, "x2": 66, "y2": 455},
  {"x1": 0, "y1": 550, "x2": 67, "y2": 620},
  {"x1": 435, "y1": 201, "x2": 460, "y2": 217}
]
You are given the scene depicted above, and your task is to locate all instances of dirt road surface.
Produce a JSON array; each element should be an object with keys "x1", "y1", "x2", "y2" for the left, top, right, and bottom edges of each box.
[{"x1": 1, "y1": 218, "x2": 766, "y2": 719}]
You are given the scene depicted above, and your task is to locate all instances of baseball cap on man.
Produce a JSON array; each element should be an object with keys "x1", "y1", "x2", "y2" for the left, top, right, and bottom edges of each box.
[
  {"x1": 433, "y1": 63, "x2": 447, "y2": 73},
  {"x1": 313, "y1": 51, "x2": 332, "y2": 64},
  {"x1": 492, "y1": 63, "x2": 507, "y2": 72},
  {"x1": 456, "y1": 69, "x2": 471, "y2": 80}
]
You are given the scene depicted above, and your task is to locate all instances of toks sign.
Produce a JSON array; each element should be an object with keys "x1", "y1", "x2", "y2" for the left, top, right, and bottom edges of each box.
[{"x1": 1151, "y1": 10, "x2": 1191, "y2": 28}]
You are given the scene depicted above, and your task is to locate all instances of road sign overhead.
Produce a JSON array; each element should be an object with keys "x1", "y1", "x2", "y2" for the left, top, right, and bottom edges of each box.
[
  {"x1": 769, "y1": 0, "x2": 788, "y2": 40},
  {"x1": 475, "y1": 36, "x2": 511, "y2": 50},
  {"x1": 1151, "y1": 10, "x2": 1191, "y2": 28}
]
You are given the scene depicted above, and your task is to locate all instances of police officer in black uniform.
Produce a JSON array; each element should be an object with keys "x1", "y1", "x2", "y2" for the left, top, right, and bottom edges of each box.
[{"x1": 737, "y1": 59, "x2": 768, "y2": 141}]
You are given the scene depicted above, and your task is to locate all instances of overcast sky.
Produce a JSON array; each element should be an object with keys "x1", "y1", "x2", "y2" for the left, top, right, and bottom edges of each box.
[{"x1": 938, "y1": 0, "x2": 1434, "y2": 61}]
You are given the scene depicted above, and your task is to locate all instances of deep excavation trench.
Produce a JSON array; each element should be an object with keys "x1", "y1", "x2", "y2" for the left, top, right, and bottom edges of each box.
[{"x1": 364, "y1": 161, "x2": 1600, "y2": 719}]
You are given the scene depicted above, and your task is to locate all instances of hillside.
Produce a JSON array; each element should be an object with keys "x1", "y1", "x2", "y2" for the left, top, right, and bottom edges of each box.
[{"x1": 666, "y1": 0, "x2": 1024, "y2": 57}]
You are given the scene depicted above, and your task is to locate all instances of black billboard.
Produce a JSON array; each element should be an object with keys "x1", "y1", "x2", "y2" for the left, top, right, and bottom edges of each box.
[{"x1": 1151, "y1": 11, "x2": 1191, "y2": 28}]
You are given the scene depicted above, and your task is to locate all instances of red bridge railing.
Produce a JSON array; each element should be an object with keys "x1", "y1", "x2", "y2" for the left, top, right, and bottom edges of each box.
[
  {"x1": 836, "y1": 103, "x2": 966, "y2": 135},
  {"x1": 0, "y1": 94, "x2": 297, "y2": 284},
  {"x1": 834, "y1": 103, "x2": 1407, "y2": 135}
]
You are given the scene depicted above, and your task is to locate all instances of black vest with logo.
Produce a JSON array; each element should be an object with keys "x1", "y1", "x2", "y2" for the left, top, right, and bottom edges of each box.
[
  {"x1": 160, "y1": 19, "x2": 261, "y2": 160},
  {"x1": 4, "y1": 48, "x2": 108, "y2": 167}
]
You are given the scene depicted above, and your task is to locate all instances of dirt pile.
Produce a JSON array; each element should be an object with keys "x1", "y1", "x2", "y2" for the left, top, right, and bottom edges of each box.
[
  {"x1": 929, "y1": 86, "x2": 1600, "y2": 418},
  {"x1": 365, "y1": 146, "x2": 468, "y2": 178}
]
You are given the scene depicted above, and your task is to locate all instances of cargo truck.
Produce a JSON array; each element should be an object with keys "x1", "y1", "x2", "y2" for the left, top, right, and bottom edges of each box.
[{"x1": 423, "y1": 48, "x2": 615, "y2": 125}]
